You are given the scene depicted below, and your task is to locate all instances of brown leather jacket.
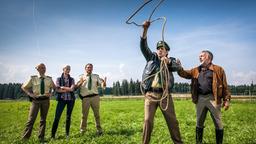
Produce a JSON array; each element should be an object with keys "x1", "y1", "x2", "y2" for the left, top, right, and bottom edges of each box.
[{"x1": 178, "y1": 64, "x2": 231, "y2": 104}]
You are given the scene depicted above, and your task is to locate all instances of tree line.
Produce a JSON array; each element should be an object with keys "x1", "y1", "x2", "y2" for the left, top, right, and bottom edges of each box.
[{"x1": 0, "y1": 80, "x2": 256, "y2": 99}]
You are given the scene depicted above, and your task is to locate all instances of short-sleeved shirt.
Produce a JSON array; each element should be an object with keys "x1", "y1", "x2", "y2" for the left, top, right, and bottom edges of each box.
[
  {"x1": 79, "y1": 73, "x2": 103, "y2": 97},
  {"x1": 22, "y1": 75, "x2": 55, "y2": 97},
  {"x1": 56, "y1": 76, "x2": 75, "y2": 100}
]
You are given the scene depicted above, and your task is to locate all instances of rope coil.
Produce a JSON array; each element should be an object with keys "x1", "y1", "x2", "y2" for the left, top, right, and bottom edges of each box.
[
  {"x1": 140, "y1": 60, "x2": 171, "y2": 111},
  {"x1": 126, "y1": 0, "x2": 171, "y2": 111}
]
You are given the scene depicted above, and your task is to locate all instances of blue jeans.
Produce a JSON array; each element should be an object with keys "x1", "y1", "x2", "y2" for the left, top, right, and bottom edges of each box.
[{"x1": 51, "y1": 100, "x2": 75, "y2": 137}]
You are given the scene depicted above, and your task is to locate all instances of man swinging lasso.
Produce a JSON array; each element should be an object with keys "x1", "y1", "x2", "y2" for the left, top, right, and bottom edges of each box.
[{"x1": 140, "y1": 20, "x2": 183, "y2": 144}]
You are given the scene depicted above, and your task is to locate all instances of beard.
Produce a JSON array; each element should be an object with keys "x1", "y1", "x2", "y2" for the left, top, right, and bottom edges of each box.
[{"x1": 200, "y1": 59, "x2": 211, "y2": 67}]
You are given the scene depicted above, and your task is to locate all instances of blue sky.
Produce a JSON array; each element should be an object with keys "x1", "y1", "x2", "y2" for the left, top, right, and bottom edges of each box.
[{"x1": 0, "y1": 0, "x2": 256, "y2": 86}]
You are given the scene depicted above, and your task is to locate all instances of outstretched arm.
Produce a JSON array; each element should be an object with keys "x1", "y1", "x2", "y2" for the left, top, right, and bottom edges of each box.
[{"x1": 176, "y1": 60, "x2": 193, "y2": 79}]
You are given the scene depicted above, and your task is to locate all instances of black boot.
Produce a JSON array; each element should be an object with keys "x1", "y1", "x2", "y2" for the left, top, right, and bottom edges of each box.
[
  {"x1": 196, "y1": 127, "x2": 204, "y2": 144},
  {"x1": 216, "y1": 129, "x2": 223, "y2": 144}
]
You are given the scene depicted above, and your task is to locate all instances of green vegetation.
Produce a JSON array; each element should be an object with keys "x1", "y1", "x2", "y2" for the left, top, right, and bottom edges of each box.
[
  {"x1": 0, "y1": 99, "x2": 255, "y2": 143},
  {"x1": 1, "y1": 81, "x2": 256, "y2": 99}
]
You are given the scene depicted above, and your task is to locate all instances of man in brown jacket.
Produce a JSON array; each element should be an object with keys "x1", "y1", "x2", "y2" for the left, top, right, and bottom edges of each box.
[{"x1": 177, "y1": 50, "x2": 231, "y2": 144}]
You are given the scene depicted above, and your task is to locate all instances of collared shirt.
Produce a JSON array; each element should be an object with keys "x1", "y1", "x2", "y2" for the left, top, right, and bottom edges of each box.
[
  {"x1": 79, "y1": 73, "x2": 104, "y2": 97},
  {"x1": 56, "y1": 76, "x2": 75, "y2": 101},
  {"x1": 22, "y1": 75, "x2": 55, "y2": 97},
  {"x1": 198, "y1": 66, "x2": 213, "y2": 95},
  {"x1": 178, "y1": 63, "x2": 231, "y2": 104}
]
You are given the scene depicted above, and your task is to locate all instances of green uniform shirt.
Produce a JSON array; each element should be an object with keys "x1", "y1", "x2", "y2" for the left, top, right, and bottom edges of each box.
[
  {"x1": 79, "y1": 73, "x2": 104, "y2": 96},
  {"x1": 22, "y1": 75, "x2": 55, "y2": 97}
]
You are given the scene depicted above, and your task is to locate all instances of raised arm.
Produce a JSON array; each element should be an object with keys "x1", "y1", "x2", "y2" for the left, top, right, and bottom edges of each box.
[
  {"x1": 98, "y1": 76, "x2": 107, "y2": 89},
  {"x1": 140, "y1": 21, "x2": 153, "y2": 61},
  {"x1": 75, "y1": 76, "x2": 85, "y2": 89}
]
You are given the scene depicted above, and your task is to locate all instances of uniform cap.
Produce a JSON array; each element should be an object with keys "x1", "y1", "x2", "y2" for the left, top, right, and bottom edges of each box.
[{"x1": 156, "y1": 41, "x2": 170, "y2": 51}]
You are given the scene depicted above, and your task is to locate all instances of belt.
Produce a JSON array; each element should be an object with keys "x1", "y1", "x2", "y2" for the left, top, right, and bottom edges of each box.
[
  {"x1": 199, "y1": 92, "x2": 212, "y2": 95},
  {"x1": 148, "y1": 88, "x2": 163, "y2": 93},
  {"x1": 34, "y1": 96, "x2": 49, "y2": 100},
  {"x1": 80, "y1": 94, "x2": 98, "y2": 99}
]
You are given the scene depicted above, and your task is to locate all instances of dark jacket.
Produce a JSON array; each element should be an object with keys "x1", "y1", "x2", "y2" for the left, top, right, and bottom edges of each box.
[
  {"x1": 178, "y1": 64, "x2": 231, "y2": 104},
  {"x1": 56, "y1": 73, "x2": 75, "y2": 101},
  {"x1": 140, "y1": 38, "x2": 181, "y2": 92}
]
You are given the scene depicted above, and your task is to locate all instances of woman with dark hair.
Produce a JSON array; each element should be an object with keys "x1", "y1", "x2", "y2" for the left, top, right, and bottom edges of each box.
[{"x1": 51, "y1": 65, "x2": 75, "y2": 139}]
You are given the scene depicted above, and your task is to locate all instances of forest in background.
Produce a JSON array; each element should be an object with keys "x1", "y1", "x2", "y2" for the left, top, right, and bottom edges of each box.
[{"x1": 0, "y1": 79, "x2": 256, "y2": 99}]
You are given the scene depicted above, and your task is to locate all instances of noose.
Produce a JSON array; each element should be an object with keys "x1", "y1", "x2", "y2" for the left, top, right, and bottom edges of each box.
[
  {"x1": 126, "y1": 0, "x2": 170, "y2": 111},
  {"x1": 126, "y1": 0, "x2": 166, "y2": 41}
]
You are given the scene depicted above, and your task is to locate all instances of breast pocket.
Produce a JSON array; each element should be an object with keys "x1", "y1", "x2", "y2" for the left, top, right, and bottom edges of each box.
[{"x1": 32, "y1": 81, "x2": 40, "y2": 95}]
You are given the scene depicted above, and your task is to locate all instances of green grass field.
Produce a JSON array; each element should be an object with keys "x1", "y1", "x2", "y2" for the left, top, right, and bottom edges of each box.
[{"x1": 0, "y1": 98, "x2": 255, "y2": 144}]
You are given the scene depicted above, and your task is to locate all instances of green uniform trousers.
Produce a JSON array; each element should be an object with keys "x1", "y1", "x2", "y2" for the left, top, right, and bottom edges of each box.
[{"x1": 22, "y1": 99, "x2": 49, "y2": 140}]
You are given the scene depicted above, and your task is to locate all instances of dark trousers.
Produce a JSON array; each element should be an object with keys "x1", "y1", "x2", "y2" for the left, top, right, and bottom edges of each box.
[
  {"x1": 22, "y1": 99, "x2": 50, "y2": 140},
  {"x1": 143, "y1": 92, "x2": 183, "y2": 144},
  {"x1": 51, "y1": 100, "x2": 75, "y2": 137}
]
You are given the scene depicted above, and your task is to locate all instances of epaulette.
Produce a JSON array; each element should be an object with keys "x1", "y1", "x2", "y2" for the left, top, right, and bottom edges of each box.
[
  {"x1": 93, "y1": 74, "x2": 99, "y2": 77},
  {"x1": 46, "y1": 76, "x2": 52, "y2": 79},
  {"x1": 31, "y1": 75, "x2": 37, "y2": 78}
]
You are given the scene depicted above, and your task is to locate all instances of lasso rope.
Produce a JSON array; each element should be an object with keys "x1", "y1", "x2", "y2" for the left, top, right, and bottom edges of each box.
[
  {"x1": 140, "y1": 59, "x2": 171, "y2": 111},
  {"x1": 126, "y1": 0, "x2": 165, "y2": 26},
  {"x1": 126, "y1": 0, "x2": 171, "y2": 111},
  {"x1": 126, "y1": 0, "x2": 167, "y2": 41}
]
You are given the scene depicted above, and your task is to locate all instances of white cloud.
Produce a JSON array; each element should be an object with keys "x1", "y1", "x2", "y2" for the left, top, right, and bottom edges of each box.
[
  {"x1": 0, "y1": 63, "x2": 31, "y2": 83},
  {"x1": 230, "y1": 71, "x2": 256, "y2": 85}
]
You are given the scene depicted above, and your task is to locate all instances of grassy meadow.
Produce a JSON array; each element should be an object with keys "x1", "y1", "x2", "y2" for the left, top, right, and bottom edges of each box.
[{"x1": 0, "y1": 97, "x2": 255, "y2": 144}]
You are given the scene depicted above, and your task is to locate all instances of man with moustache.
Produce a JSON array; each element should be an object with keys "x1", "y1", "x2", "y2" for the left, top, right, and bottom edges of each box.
[{"x1": 76, "y1": 63, "x2": 106, "y2": 135}]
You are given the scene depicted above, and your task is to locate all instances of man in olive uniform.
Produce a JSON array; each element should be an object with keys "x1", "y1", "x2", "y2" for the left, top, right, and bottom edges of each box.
[
  {"x1": 21, "y1": 63, "x2": 55, "y2": 142},
  {"x1": 140, "y1": 21, "x2": 183, "y2": 144},
  {"x1": 76, "y1": 63, "x2": 106, "y2": 135}
]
